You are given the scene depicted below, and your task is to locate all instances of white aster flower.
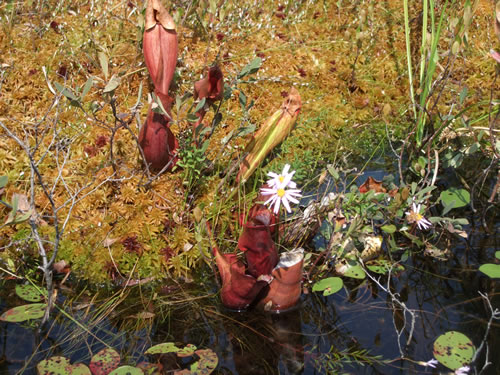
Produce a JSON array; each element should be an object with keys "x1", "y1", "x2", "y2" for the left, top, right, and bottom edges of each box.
[
  {"x1": 266, "y1": 164, "x2": 297, "y2": 189},
  {"x1": 260, "y1": 185, "x2": 302, "y2": 214},
  {"x1": 418, "y1": 358, "x2": 438, "y2": 368},
  {"x1": 406, "y1": 203, "x2": 432, "y2": 230},
  {"x1": 455, "y1": 366, "x2": 470, "y2": 375}
]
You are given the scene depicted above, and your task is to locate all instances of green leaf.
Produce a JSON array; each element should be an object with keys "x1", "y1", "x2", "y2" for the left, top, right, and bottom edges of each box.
[
  {"x1": 89, "y1": 348, "x2": 120, "y2": 375},
  {"x1": 433, "y1": 331, "x2": 475, "y2": 371},
  {"x1": 0, "y1": 303, "x2": 47, "y2": 322},
  {"x1": 81, "y1": 76, "x2": 93, "y2": 99},
  {"x1": 177, "y1": 344, "x2": 197, "y2": 357},
  {"x1": 194, "y1": 97, "x2": 206, "y2": 113},
  {"x1": 108, "y1": 366, "x2": 144, "y2": 375},
  {"x1": 440, "y1": 188, "x2": 470, "y2": 213},
  {"x1": 495, "y1": 251, "x2": 500, "y2": 260},
  {"x1": 98, "y1": 51, "x2": 109, "y2": 80},
  {"x1": 366, "y1": 260, "x2": 404, "y2": 274},
  {"x1": 54, "y1": 82, "x2": 78, "y2": 101},
  {"x1": 192, "y1": 349, "x2": 218, "y2": 374},
  {"x1": 239, "y1": 90, "x2": 247, "y2": 108},
  {"x1": 0, "y1": 175, "x2": 7, "y2": 189},
  {"x1": 37, "y1": 357, "x2": 91, "y2": 375},
  {"x1": 381, "y1": 224, "x2": 397, "y2": 234},
  {"x1": 238, "y1": 57, "x2": 262, "y2": 78},
  {"x1": 103, "y1": 75, "x2": 121, "y2": 93},
  {"x1": 145, "y1": 342, "x2": 181, "y2": 355},
  {"x1": 459, "y1": 86, "x2": 468, "y2": 104},
  {"x1": 479, "y1": 264, "x2": 500, "y2": 278},
  {"x1": 15, "y1": 284, "x2": 47, "y2": 302},
  {"x1": 312, "y1": 277, "x2": 343, "y2": 296},
  {"x1": 342, "y1": 263, "x2": 366, "y2": 279}
]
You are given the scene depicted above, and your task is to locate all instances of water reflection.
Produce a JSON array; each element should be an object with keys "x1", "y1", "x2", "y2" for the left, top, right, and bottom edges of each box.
[{"x1": 0, "y1": 216, "x2": 498, "y2": 375}]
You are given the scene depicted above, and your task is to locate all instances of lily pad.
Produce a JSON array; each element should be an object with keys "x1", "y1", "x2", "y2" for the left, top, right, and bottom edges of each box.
[
  {"x1": 336, "y1": 261, "x2": 366, "y2": 279},
  {"x1": 479, "y1": 264, "x2": 500, "y2": 279},
  {"x1": 108, "y1": 366, "x2": 144, "y2": 375},
  {"x1": 496, "y1": 251, "x2": 500, "y2": 260},
  {"x1": 312, "y1": 277, "x2": 344, "y2": 296},
  {"x1": 366, "y1": 260, "x2": 405, "y2": 275},
  {"x1": 174, "y1": 349, "x2": 218, "y2": 375},
  {"x1": 37, "y1": 356, "x2": 91, "y2": 375},
  {"x1": 177, "y1": 344, "x2": 197, "y2": 357},
  {"x1": 433, "y1": 331, "x2": 475, "y2": 371},
  {"x1": 145, "y1": 342, "x2": 181, "y2": 355},
  {"x1": 89, "y1": 348, "x2": 121, "y2": 375},
  {"x1": 15, "y1": 284, "x2": 47, "y2": 302},
  {"x1": 0, "y1": 303, "x2": 47, "y2": 322}
]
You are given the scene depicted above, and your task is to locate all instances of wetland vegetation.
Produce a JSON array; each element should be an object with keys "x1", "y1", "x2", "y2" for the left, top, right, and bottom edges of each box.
[{"x1": 0, "y1": 0, "x2": 499, "y2": 374}]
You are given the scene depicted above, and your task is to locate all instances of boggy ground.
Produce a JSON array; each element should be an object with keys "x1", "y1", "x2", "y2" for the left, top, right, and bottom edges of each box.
[{"x1": 0, "y1": 0, "x2": 497, "y2": 282}]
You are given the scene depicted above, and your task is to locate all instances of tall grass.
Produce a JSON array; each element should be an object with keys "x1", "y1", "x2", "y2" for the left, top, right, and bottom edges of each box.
[{"x1": 403, "y1": 0, "x2": 450, "y2": 146}]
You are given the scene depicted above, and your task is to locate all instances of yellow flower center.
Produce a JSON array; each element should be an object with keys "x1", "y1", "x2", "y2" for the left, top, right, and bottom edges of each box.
[
  {"x1": 279, "y1": 176, "x2": 285, "y2": 183},
  {"x1": 407, "y1": 211, "x2": 423, "y2": 223},
  {"x1": 277, "y1": 188, "x2": 286, "y2": 197}
]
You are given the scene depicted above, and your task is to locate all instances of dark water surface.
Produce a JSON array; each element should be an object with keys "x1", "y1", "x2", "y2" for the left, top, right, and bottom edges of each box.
[{"x1": 0, "y1": 178, "x2": 498, "y2": 374}]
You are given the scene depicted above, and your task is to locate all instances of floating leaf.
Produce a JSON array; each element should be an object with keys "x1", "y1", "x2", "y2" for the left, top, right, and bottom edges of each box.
[
  {"x1": 366, "y1": 260, "x2": 404, "y2": 274},
  {"x1": 440, "y1": 188, "x2": 470, "y2": 212},
  {"x1": 89, "y1": 348, "x2": 121, "y2": 375},
  {"x1": 0, "y1": 303, "x2": 47, "y2": 322},
  {"x1": 312, "y1": 277, "x2": 343, "y2": 296},
  {"x1": 15, "y1": 284, "x2": 47, "y2": 302},
  {"x1": 192, "y1": 349, "x2": 218, "y2": 374},
  {"x1": 177, "y1": 344, "x2": 197, "y2": 357},
  {"x1": 479, "y1": 264, "x2": 500, "y2": 278},
  {"x1": 495, "y1": 251, "x2": 500, "y2": 260},
  {"x1": 433, "y1": 331, "x2": 475, "y2": 371},
  {"x1": 145, "y1": 342, "x2": 181, "y2": 355},
  {"x1": 37, "y1": 356, "x2": 91, "y2": 375},
  {"x1": 336, "y1": 261, "x2": 366, "y2": 279},
  {"x1": 108, "y1": 366, "x2": 144, "y2": 375}
]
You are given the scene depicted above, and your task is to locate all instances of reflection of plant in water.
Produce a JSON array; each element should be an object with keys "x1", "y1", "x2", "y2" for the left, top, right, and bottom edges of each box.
[{"x1": 312, "y1": 347, "x2": 387, "y2": 374}]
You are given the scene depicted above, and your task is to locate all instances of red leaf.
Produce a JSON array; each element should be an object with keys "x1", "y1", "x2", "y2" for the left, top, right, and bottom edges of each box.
[
  {"x1": 358, "y1": 176, "x2": 387, "y2": 194},
  {"x1": 238, "y1": 209, "x2": 278, "y2": 278}
]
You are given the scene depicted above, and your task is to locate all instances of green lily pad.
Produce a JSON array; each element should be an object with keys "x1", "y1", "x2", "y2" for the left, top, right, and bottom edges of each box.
[
  {"x1": 433, "y1": 331, "x2": 475, "y2": 370},
  {"x1": 366, "y1": 260, "x2": 405, "y2": 274},
  {"x1": 479, "y1": 264, "x2": 500, "y2": 278},
  {"x1": 495, "y1": 251, "x2": 500, "y2": 260},
  {"x1": 177, "y1": 344, "x2": 197, "y2": 358},
  {"x1": 108, "y1": 366, "x2": 144, "y2": 375},
  {"x1": 0, "y1": 303, "x2": 47, "y2": 322},
  {"x1": 312, "y1": 277, "x2": 344, "y2": 296},
  {"x1": 15, "y1": 284, "x2": 47, "y2": 302},
  {"x1": 89, "y1": 348, "x2": 121, "y2": 375},
  {"x1": 145, "y1": 342, "x2": 181, "y2": 355},
  {"x1": 37, "y1": 357, "x2": 91, "y2": 375},
  {"x1": 440, "y1": 188, "x2": 470, "y2": 211},
  {"x1": 192, "y1": 349, "x2": 218, "y2": 374},
  {"x1": 342, "y1": 263, "x2": 366, "y2": 279}
]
